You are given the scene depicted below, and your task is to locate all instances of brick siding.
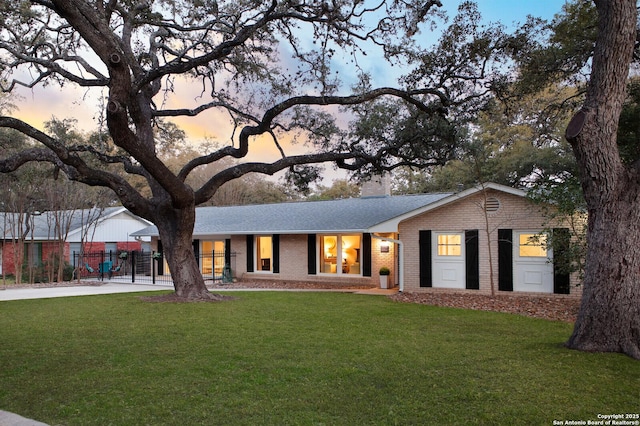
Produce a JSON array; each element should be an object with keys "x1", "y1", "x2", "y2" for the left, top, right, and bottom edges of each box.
[{"x1": 399, "y1": 189, "x2": 582, "y2": 298}]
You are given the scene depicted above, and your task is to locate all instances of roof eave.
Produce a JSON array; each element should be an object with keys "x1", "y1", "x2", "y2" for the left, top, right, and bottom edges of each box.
[
  {"x1": 193, "y1": 228, "x2": 370, "y2": 237},
  {"x1": 370, "y1": 183, "x2": 527, "y2": 231}
]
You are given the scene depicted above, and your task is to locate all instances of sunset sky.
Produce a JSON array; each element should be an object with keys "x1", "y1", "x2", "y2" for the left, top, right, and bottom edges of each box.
[{"x1": 12, "y1": 0, "x2": 569, "y2": 182}]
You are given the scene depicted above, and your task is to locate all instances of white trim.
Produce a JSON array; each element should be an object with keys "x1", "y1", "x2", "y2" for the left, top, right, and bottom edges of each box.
[
  {"x1": 194, "y1": 228, "x2": 369, "y2": 237},
  {"x1": 431, "y1": 231, "x2": 466, "y2": 289},
  {"x1": 317, "y1": 234, "x2": 363, "y2": 277},
  {"x1": 66, "y1": 208, "x2": 153, "y2": 239},
  {"x1": 255, "y1": 235, "x2": 274, "y2": 273}
]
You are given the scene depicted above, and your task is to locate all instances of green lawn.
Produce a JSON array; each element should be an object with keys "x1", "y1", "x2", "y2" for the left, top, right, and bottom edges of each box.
[{"x1": 0, "y1": 291, "x2": 638, "y2": 425}]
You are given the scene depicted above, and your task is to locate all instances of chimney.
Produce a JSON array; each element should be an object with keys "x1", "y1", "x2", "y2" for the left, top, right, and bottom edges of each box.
[{"x1": 361, "y1": 173, "x2": 391, "y2": 197}]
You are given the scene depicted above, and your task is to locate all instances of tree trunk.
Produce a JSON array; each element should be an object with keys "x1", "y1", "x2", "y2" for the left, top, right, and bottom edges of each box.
[
  {"x1": 566, "y1": 181, "x2": 640, "y2": 359},
  {"x1": 154, "y1": 204, "x2": 221, "y2": 300},
  {"x1": 565, "y1": 0, "x2": 640, "y2": 359}
]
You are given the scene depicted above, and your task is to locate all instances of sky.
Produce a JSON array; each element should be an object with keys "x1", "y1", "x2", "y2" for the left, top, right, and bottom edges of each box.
[{"x1": 11, "y1": 0, "x2": 569, "y2": 183}]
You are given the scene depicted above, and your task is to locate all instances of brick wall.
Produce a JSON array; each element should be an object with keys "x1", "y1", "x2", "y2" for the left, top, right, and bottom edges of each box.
[
  {"x1": 116, "y1": 241, "x2": 142, "y2": 252},
  {"x1": 1, "y1": 241, "x2": 20, "y2": 275},
  {"x1": 82, "y1": 242, "x2": 106, "y2": 254},
  {"x1": 233, "y1": 234, "x2": 380, "y2": 287},
  {"x1": 1, "y1": 239, "x2": 143, "y2": 276},
  {"x1": 399, "y1": 189, "x2": 582, "y2": 298},
  {"x1": 41, "y1": 241, "x2": 70, "y2": 265},
  {"x1": 1, "y1": 240, "x2": 71, "y2": 275}
]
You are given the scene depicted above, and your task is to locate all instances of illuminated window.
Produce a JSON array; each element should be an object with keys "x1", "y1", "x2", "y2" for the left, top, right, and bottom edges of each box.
[
  {"x1": 437, "y1": 234, "x2": 462, "y2": 256},
  {"x1": 320, "y1": 235, "x2": 361, "y2": 275},
  {"x1": 256, "y1": 236, "x2": 273, "y2": 271},
  {"x1": 519, "y1": 234, "x2": 548, "y2": 257},
  {"x1": 202, "y1": 241, "x2": 225, "y2": 276}
]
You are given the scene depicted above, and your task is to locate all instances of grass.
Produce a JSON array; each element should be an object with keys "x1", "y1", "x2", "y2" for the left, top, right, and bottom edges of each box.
[{"x1": 0, "y1": 291, "x2": 638, "y2": 425}]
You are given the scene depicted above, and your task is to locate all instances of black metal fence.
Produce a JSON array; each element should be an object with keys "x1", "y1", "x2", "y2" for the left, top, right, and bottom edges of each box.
[{"x1": 72, "y1": 250, "x2": 236, "y2": 285}]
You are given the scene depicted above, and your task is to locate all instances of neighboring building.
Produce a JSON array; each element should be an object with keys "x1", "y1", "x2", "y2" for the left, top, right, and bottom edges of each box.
[
  {"x1": 133, "y1": 183, "x2": 581, "y2": 297},
  {"x1": 0, "y1": 207, "x2": 152, "y2": 275}
]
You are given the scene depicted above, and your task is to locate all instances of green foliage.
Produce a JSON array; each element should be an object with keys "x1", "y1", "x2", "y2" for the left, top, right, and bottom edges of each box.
[
  {"x1": 307, "y1": 179, "x2": 360, "y2": 201},
  {"x1": 379, "y1": 266, "x2": 390, "y2": 275},
  {"x1": 283, "y1": 165, "x2": 322, "y2": 196},
  {"x1": 392, "y1": 93, "x2": 577, "y2": 194},
  {"x1": 21, "y1": 254, "x2": 74, "y2": 283},
  {"x1": 505, "y1": 0, "x2": 640, "y2": 285},
  {"x1": 347, "y1": 97, "x2": 462, "y2": 180},
  {"x1": 0, "y1": 292, "x2": 638, "y2": 425},
  {"x1": 510, "y1": 0, "x2": 597, "y2": 96}
]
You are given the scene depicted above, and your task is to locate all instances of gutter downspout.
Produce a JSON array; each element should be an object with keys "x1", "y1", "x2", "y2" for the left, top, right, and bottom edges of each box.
[{"x1": 370, "y1": 234, "x2": 404, "y2": 292}]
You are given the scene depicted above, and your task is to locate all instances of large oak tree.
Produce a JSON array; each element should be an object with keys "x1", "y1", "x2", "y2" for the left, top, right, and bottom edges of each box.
[
  {"x1": 0, "y1": 0, "x2": 502, "y2": 299},
  {"x1": 564, "y1": 0, "x2": 640, "y2": 359}
]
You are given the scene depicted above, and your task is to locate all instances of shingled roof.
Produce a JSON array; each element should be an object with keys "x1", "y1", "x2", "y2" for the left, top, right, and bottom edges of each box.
[{"x1": 132, "y1": 192, "x2": 453, "y2": 237}]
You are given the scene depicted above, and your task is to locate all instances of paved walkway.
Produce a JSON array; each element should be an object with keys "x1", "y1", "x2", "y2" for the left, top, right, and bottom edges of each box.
[
  {"x1": 0, "y1": 410, "x2": 49, "y2": 426},
  {"x1": 0, "y1": 282, "x2": 174, "y2": 301}
]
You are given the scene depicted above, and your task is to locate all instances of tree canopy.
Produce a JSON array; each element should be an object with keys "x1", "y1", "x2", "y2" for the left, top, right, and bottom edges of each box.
[{"x1": 0, "y1": 0, "x2": 510, "y2": 299}]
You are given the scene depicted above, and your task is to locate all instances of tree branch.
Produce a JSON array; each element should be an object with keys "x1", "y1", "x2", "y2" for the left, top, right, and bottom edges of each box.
[{"x1": 0, "y1": 116, "x2": 152, "y2": 218}]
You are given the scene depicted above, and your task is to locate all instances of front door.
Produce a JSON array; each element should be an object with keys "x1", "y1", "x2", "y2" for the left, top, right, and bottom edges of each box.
[
  {"x1": 513, "y1": 232, "x2": 554, "y2": 293},
  {"x1": 432, "y1": 232, "x2": 466, "y2": 289}
]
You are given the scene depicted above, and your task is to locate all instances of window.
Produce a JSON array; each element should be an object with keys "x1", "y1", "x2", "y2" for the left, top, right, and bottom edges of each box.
[
  {"x1": 256, "y1": 236, "x2": 273, "y2": 271},
  {"x1": 437, "y1": 234, "x2": 462, "y2": 256},
  {"x1": 518, "y1": 233, "x2": 547, "y2": 257},
  {"x1": 320, "y1": 234, "x2": 361, "y2": 275},
  {"x1": 26, "y1": 242, "x2": 43, "y2": 267},
  {"x1": 202, "y1": 241, "x2": 225, "y2": 276}
]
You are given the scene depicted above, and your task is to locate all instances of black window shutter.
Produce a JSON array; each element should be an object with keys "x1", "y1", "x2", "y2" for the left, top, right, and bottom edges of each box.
[
  {"x1": 362, "y1": 233, "x2": 372, "y2": 277},
  {"x1": 272, "y1": 234, "x2": 280, "y2": 274},
  {"x1": 419, "y1": 230, "x2": 432, "y2": 287},
  {"x1": 225, "y1": 239, "x2": 231, "y2": 266},
  {"x1": 307, "y1": 234, "x2": 317, "y2": 275},
  {"x1": 553, "y1": 228, "x2": 571, "y2": 294},
  {"x1": 246, "y1": 235, "x2": 254, "y2": 272},
  {"x1": 157, "y1": 240, "x2": 164, "y2": 276},
  {"x1": 498, "y1": 229, "x2": 513, "y2": 291},
  {"x1": 465, "y1": 230, "x2": 480, "y2": 290}
]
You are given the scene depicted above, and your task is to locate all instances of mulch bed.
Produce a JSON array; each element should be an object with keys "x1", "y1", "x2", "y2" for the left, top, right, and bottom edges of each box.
[
  {"x1": 208, "y1": 280, "x2": 374, "y2": 290},
  {"x1": 388, "y1": 292, "x2": 580, "y2": 323}
]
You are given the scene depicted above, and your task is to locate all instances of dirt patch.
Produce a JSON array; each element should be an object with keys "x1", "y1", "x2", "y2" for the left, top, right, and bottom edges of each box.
[
  {"x1": 389, "y1": 292, "x2": 580, "y2": 323},
  {"x1": 139, "y1": 292, "x2": 237, "y2": 303}
]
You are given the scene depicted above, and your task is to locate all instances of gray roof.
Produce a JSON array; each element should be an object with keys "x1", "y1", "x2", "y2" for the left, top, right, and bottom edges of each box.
[
  {"x1": 133, "y1": 193, "x2": 453, "y2": 237},
  {"x1": 0, "y1": 207, "x2": 144, "y2": 240}
]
